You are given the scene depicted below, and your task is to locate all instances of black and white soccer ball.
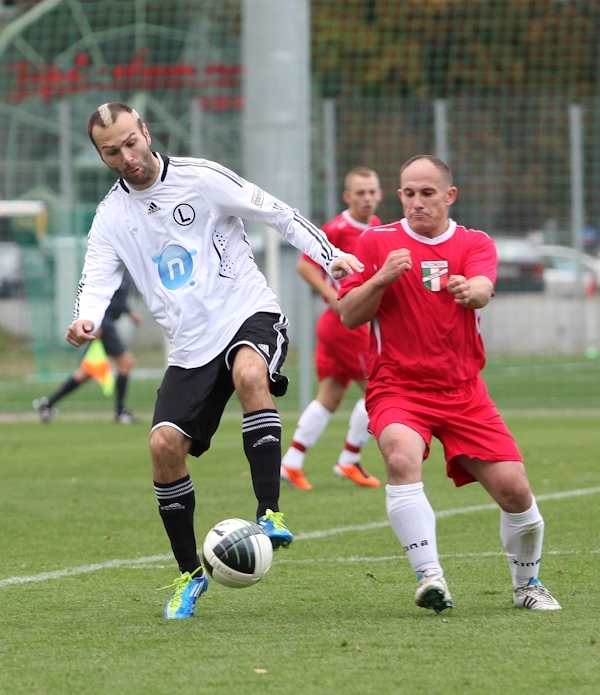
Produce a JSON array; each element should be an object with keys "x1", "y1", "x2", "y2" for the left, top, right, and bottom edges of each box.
[{"x1": 201, "y1": 518, "x2": 273, "y2": 588}]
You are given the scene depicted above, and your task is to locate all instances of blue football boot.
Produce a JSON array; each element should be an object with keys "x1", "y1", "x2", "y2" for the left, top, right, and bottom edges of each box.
[
  {"x1": 161, "y1": 567, "x2": 208, "y2": 619},
  {"x1": 257, "y1": 509, "x2": 293, "y2": 549}
]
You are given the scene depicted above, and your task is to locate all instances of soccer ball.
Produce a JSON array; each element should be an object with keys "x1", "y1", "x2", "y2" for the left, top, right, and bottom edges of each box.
[{"x1": 201, "y1": 518, "x2": 273, "y2": 588}]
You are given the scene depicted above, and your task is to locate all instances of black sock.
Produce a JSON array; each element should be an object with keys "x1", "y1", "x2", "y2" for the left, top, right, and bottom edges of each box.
[
  {"x1": 48, "y1": 377, "x2": 81, "y2": 407},
  {"x1": 154, "y1": 475, "x2": 202, "y2": 575},
  {"x1": 242, "y1": 409, "x2": 282, "y2": 518},
  {"x1": 116, "y1": 374, "x2": 128, "y2": 414}
]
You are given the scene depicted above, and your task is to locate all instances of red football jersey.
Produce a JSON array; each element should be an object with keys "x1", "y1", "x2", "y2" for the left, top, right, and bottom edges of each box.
[
  {"x1": 339, "y1": 219, "x2": 497, "y2": 390},
  {"x1": 302, "y1": 210, "x2": 381, "y2": 295}
]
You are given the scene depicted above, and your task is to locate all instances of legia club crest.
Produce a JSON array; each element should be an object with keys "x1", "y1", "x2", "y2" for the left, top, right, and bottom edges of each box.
[{"x1": 421, "y1": 260, "x2": 449, "y2": 291}]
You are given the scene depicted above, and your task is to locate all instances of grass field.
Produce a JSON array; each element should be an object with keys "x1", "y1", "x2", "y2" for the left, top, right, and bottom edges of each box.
[
  {"x1": 3, "y1": 351, "x2": 600, "y2": 416},
  {"x1": 1, "y1": 409, "x2": 600, "y2": 694}
]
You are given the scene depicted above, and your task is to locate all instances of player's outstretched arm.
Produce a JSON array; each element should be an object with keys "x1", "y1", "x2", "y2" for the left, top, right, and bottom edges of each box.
[
  {"x1": 66, "y1": 320, "x2": 97, "y2": 347},
  {"x1": 340, "y1": 249, "x2": 412, "y2": 329},
  {"x1": 203, "y1": 170, "x2": 345, "y2": 278},
  {"x1": 447, "y1": 274, "x2": 494, "y2": 308}
]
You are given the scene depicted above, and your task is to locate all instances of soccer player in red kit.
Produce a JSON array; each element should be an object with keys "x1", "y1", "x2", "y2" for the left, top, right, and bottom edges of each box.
[
  {"x1": 281, "y1": 168, "x2": 383, "y2": 490},
  {"x1": 339, "y1": 155, "x2": 560, "y2": 612}
]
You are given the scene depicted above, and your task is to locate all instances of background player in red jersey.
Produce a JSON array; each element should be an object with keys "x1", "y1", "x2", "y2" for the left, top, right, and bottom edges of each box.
[
  {"x1": 281, "y1": 168, "x2": 383, "y2": 490},
  {"x1": 339, "y1": 155, "x2": 561, "y2": 612}
]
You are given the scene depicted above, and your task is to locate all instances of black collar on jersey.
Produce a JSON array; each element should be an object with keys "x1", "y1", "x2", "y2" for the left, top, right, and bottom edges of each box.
[
  {"x1": 118, "y1": 152, "x2": 170, "y2": 193},
  {"x1": 160, "y1": 154, "x2": 170, "y2": 181}
]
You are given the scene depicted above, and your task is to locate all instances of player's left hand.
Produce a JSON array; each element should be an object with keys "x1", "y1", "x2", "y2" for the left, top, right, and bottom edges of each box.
[
  {"x1": 331, "y1": 254, "x2": 364, "y2": 280},
  {"x1": 447, "y1": 274, "x2": 471, "y2": 305}
]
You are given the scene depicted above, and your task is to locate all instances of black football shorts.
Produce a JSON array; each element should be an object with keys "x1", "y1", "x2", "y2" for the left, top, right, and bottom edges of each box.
[{"x1": 151, "y1": 312, "x2": 289, "y2": 457}]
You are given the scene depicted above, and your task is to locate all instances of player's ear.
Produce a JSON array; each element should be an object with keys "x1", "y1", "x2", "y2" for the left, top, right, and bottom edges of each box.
[
  {"x1": 142, "y1": 123, "x2": 152, "y2": 145},
  {"x1": 446, "y1": 186, "x2": 457, "y2": 205},
  {"x1": 342, "y1": 189, "x2": 351, "y2": 205}
]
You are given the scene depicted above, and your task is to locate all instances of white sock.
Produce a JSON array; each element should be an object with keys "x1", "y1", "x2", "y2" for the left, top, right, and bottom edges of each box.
[
  {"x1": 282, "y1": 400, "x2": 332, "y2": 469},
  {"x1": 500, "y1": 497, "x2": 544, "y2": 589},
  {"x1": 386, "y1": 482, "x2": 443, "y2": 577},
  {"x1": 337, "y1": 398, "x2": 371, "y2": 465}
]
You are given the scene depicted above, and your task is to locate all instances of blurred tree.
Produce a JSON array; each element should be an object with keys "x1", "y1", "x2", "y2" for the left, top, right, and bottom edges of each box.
[{"x1": 311, "y1": 0, "x2": 597, "y2": 98}]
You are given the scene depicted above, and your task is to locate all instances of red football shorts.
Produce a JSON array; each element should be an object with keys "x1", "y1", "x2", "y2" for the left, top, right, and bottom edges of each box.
[
  {"x1": 315, "y1": 308, "x2": 370, "y2": 387},
  {"x1": 367, "y1": 375, "x2": 523, "y2": 487}
]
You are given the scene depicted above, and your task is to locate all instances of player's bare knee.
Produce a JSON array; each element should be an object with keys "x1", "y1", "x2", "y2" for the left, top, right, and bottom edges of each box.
[
  {"x1": 149, "y1": 427, "x2": 168, "y2": 459},
  {"x1": 384, "y1": 449, "x2": 420, "y2": 481},
  {"x1": 117, "y1": 351, "x2": 134, "y2": 373},
  {"x1": 319, "y1": 393, "x2": 343, "y2": 412},
  {"x1": 494, "y1": 477, "x2": 533, "y2": 512},
  {"x1": 149, "y1": 425, "x2": 186, "y2": 461},
  {"x1": 234, "y1": 364, "x2": 269, "y2": 399}
]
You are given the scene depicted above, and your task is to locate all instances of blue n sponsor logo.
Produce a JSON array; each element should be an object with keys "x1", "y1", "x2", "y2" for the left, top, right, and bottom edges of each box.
[{"x1": 152, "y1": 245, "x2": 197, "y2": 289}]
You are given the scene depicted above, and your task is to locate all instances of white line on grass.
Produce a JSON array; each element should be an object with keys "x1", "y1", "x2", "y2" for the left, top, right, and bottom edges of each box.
[
  {"x1": 293, "y1": 486, "x2": 600, "y2": 540},
  {"x1": 275, "y1": 548, "x2": 589, "y2": 565},
  {"x1": 0, "y1": 555, "x2": 173, "y2": 587},
  {"x1": 1, "y1": 485, "x2": 599, "y2": 588}
]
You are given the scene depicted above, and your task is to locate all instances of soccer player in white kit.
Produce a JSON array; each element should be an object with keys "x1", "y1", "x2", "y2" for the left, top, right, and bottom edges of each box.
[{"x1": 66, "y1": 102, "x2": 363, "y2": 619}]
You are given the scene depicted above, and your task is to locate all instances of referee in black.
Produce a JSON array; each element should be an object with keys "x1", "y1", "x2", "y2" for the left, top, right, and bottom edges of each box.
[{"x1": 34, "y1": 271, "x2": 142, "y2": 424}]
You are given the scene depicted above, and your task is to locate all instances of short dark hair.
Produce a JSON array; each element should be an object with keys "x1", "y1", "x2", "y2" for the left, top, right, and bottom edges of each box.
[
  {"x1": 400, "y1": 155, "x2": 453, "y2": 186},
  {"x1": 87, "y1": 102, "x2": 143, "y2": 146},
  {"x1": 344, "y1": 166, "x2": 379, "y2": 190}
]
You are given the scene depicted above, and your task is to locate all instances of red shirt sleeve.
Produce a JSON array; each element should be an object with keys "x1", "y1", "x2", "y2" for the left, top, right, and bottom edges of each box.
[
  {"x1": 463, "y1": 231, "x2": 497, "y2": 285},
  {"x1": 338, "y1": 231, "x2": 371, "y2": 299}
]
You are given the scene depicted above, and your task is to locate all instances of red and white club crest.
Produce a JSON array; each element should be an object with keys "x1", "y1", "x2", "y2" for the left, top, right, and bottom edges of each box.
[{"x1": 421, "y1": 261, "x2": 449, "y2": 291}]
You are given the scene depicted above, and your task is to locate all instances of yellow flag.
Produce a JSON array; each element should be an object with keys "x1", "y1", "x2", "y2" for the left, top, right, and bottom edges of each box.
[{"x1": 81, "y1": 340, "x2": 115, "y2": 396}]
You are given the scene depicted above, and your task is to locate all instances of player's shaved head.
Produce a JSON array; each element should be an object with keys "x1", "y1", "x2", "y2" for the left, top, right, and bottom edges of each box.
[
  {"x1": 87, "y1": 102, "x2": 143, "y2": 147},
  {"x1": 344, "y1": 166, "x2": 379, "y2": 190},
  {"x1": 400, "y1": 155, "x2": 453, "y2": 187}
]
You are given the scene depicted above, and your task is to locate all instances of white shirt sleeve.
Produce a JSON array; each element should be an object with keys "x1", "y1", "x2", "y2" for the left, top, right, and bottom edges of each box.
[
  {"x1": 72, "y1": 210, "x2": 125, "y2": 333},
  {"x1": 200, "y1": 165, "x2": 344, "y2": 276}
]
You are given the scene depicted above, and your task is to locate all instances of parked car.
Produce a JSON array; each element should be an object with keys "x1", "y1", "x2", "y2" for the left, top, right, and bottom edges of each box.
[
  {"x1": 537, "y1": 244, "x2": 599, "y2": 297},
  {"x1": 492, "y1": 237, "x2": 545, "y2": 292},
  {"x1": 0, "y1": 241, "x2": 24, "y2": 297}
]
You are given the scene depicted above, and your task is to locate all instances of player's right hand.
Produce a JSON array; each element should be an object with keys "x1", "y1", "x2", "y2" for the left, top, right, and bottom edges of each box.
[
  {"x1": 331, "y1": 254, "x2": 364, "y2": 280},
  {"x1": 66, "y1": 320, "x2": 97, "y2": 347},
  {"x1": 376, "y1": 248, "x2": 412, "y2": 286}
]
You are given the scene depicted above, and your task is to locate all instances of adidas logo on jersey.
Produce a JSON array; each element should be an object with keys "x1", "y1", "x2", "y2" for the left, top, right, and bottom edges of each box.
[
  {"x1": 257, "y1": 343, "x2": 270, "y2": 356},
  {"x1": 147, "y1": 202, "x2": 161, "y2": 214}
]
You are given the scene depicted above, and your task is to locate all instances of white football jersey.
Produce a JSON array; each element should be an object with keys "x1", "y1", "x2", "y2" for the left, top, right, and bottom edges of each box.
[{"x1": 74, "y1": 154, "x2": 344, "y2": 368}]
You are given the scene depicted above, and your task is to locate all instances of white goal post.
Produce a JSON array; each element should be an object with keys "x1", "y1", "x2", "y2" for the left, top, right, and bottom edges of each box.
[{"x1": 0, "y1": 200, "x2": 47, "y2": 238}]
